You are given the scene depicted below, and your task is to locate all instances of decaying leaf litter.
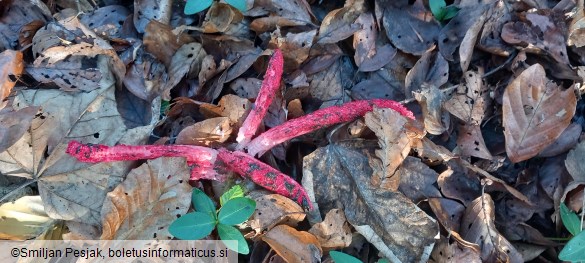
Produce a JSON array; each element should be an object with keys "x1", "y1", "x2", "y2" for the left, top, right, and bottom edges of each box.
[{"x1": 1, "y1": 0, "x2": 585, "y2": 262}]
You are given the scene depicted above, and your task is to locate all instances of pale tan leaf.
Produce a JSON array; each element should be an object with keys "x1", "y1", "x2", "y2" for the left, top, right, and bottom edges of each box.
[
  {"x1": 202, "y1": 3, "x2": 243, "y2": 33},
  {"x1": 247, "y1": 192, "x2": 305, "y2": 233},
  {"x1": 365, "y1": 108, "x2": 425, "y2": 190},
  {"x1": 0, "y1": 50, "x2": 23, "y2": 102},
  {"x1": 459, "y1": 194, "x2": 523, "y2": 263},
  {"x1": 271, "y1": 29, "x2": 316, "y2": 70},
  {"x1": 199, "y1": 94, "x2": 252, "y2": 128},
  {"x1": 176, "y1": 117, "x2": 232, "y2": 147},
  {"x1": 0, "y1": 196, "x2": 56, "y2": 240},
  {"x1": 262, "y1": 225, "x2": 322, "y2": 263},
  {"x1": 444, "y1": 71, "x2": 489, "y2": 125},
  {"x1": 502, "y1": 64, "x2": 576, "y2": 162},
  {"x1": 100, "y1": 157, "x2": 191, "y2": 240},
  {"x1": 308, "y1": 209, "x2": 352, "y2": 251},
  {"x1": 413, "y1": 85, "x2": 450, "y2": 135}
]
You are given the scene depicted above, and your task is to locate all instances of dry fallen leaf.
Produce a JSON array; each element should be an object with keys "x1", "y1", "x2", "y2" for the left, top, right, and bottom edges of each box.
[
  {"x1": 0, "y1": 50, "x2": 24, "y2": 103},
  {"x1": 143, "y1": 20, "x2": 193, "y2": 68},
  {"x1": 396, "y1": 157, "x2": 441, "y2": 203},
  {"x1": 0, "y1": 83, "x2": 153, "y2": 225},
  {"x1": 303, "y1": 141, "x2": 438, "y2": 262},
  {"x1": 262, "y1": 225, "x2": 322, "y2": 263},
  {"x1": 176, "y1": 117, "x2": 232, "y2": 147},
  {"x1": 317, "y1": 5, "x2": 361, "y2": 44},
  {"x1": 0, "y1": 106, "x2": 39, "y2": 153},
  {"x1": 202, "y1": 3, "x2": 243, "y2": 33},
  {"x1": 405, "y1": 48, "x2": 449, "y2": 99},
  {"x1": 382, "y1": 0, "x2": 439, "y2": 55},
  {"x1": 0, "y1": 195, "x2": 56, "y2": 240},
  {"x1": 364, "y1": 107, "x2": 425, "y2": 190},
  {"x1": 565, "y1": 140, "x2": 585, "y2": 181},
  {"x1": 502, "y1": 64, "x2": 576, "y2": 162},
  {"x1": 247, "y1": 192, "x2": 306, "y2": 233},
  {"x1": 413, "y1": 85, "x2": 450, "y2": 135},
  {"x1": 431, "y1": 235, "x2": 482, "y2": 263},
  {"x1": 100, "y1": 157, "x2": 192, "y2": 240},
  {"x1": 308, "y1": 209, "x2": 352, "y2": 251},
  {"x1": 459, "y1": 194, "x2": 523, "y2": 263}
]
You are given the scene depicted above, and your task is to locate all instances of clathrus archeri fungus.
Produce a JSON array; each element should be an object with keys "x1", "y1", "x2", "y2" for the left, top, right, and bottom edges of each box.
[{"x1": 66, "y1": 49, "x2": 414, "y2": 210}]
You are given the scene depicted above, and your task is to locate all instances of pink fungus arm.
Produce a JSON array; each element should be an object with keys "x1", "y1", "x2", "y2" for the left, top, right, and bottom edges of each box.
[
  {"x1": 246, "y1": 99, "x2": 414, "y2": 157},
  {"x1": 66, "y1": 140, "x2": 220, "y2": 181},
  {"x1": 217, "y1": 148, "x2": 313, "y2": 210},
  {"x1": 236, "y1": 49, "x2": 284, "y2": 147}
]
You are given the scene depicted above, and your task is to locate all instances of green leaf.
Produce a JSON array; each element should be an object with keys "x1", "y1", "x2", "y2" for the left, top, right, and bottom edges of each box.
[
  {"x1": 169, "y1": 212, "x2": 216, "y2": 240},
  {"x1": 192, "y1": 188, "x2": 217, "y2": 219},
  {"x1": 184, "y1": 0, "x2": 213, "y2": 15},
  {"x1": 330, "y1": 251, "x2": 362, "y2": 263},
  {"x1": 220, "y1": 185, "x2": 245, "y2": 206},
  {"x1": 559, "y1": 230, "x2": 585, "y2": 261},
  {"x1": 377, "y1": 259, "x2": 390, "y2": 263},
  {"x1": 218, "y1": 197, "x2": 256, "y2": 225},
  {"x1": 429, "y1": 0, "x2": 446, "y2": 18},
  {"x1": 561, "y1": 203, "x2": 583, "y2": 236},
  {"x1": 225, "y1": 0, "x2": 247, "y2": 12},
  {"x1": 217, "y1": 224, "x2": 249, "y2": 254},
  {"x1": 442, "y1": 6, "x2": 460, "y2": 20}
]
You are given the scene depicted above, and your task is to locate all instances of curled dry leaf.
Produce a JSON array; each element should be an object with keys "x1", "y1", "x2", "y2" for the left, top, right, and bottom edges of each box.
[
  {"x1": 261, "y1": 225, "x2": 322, "y2": 263},
  {"x1": 250, "y1": 16, "x2": 307, "y2": 33},
  {"x1": 308, "y1": 209, "x2": 352, "y2": 252},
  {"x1": 502, "y1": 10, "x2": 569, "y2": 65},
  {"x1": 0, "y1": 50, "x2": 23, "y2": 103},
  {"x1": 143, "y1": 21, "x2": 193, "y2": 68},
  {"x1": 247, "y1": 192, "x2": 306, "y2": 233},
  {"x1": 199, "y1": 94, "x2": 252, "y2": 128},
  {"x1": 0, "y1": 196, "x2": 56, "y2": 240},
  {"x1": 124, "y1": 52, "x2": 168, "y2": 102},
  {"x1": 270, "y1": 29, "x2": 316, "y2": 70},
  {"x1": 0, "y1": 0, "x2": 49, "y2": 50},
  {"x1": 459, "y1": 194, "x2": 523, "y2": 263},
  {"x1": 303, "y1": 141, "x2": 437, "y2": 262},
  {"x1": 202, "y1": 3, "x2": 243, "y2": 33},
  {"x1": 100, "y1": 157, "x2": 191, "y2": 240},
  {"x1": 413, "y1": 85, "x2": 450, "y2": 135},
  {"x1": 502, "y1": 64, "x2": 577, "y2": 163},
  {"x1": 175, "y1": 117, "x2": 233, "y2": 147},
  {"x1": 254, "y1": 0, "x2": 314, "y2": 27},
  {"x1": 439, "y1": 6, "x2": 488, "y2": 61},
  {"x1": 459, "y1": 9, "x2": 488, "y2": 72},
  {"x1": 364, "y1": 107, "x2": 425, "y2": 190}
]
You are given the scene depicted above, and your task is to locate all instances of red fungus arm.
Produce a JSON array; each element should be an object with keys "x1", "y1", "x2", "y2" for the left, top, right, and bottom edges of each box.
[
  {"x1": 66, "y1": 140, "x2": 220, "y2": 181},
  {"x1": 246, "y1": 99, "x2": 414, "y2": 157},
  {"x1": 217, "y1": 148, "x2": 313, "y2": 210},
  {"x1": 236, "y1": 49, "x2": 284, "y2": 148}
]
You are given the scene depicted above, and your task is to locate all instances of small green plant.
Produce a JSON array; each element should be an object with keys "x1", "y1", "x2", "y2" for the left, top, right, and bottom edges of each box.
[
  {"x1": 429, "y1": 0, "x2": 459, "y2": 22},
  {"x1": 169, "y1": 185, "x2": 256, "y2": 254},
  {"x1": 184, "y1": 0, "x2": 247, "y2": 15},
  {"x1": 559, "y1": 203, "x2": 585, "y2": 262}
]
